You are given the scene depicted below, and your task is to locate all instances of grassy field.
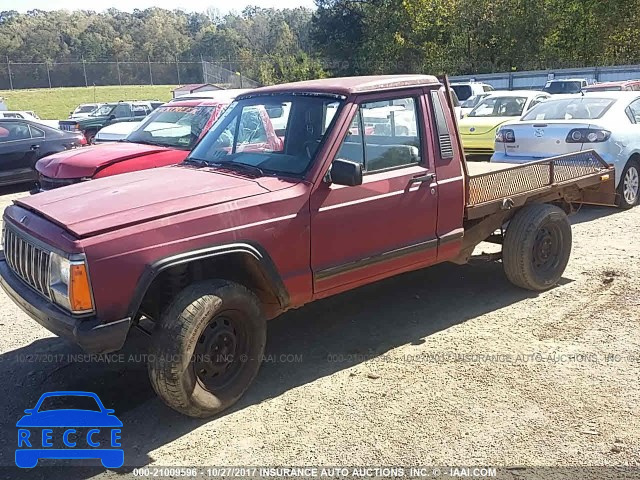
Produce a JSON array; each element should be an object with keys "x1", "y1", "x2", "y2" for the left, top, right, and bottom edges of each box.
[{"x1": 0, "y1": 85, "x2": 177, "y2": 120}]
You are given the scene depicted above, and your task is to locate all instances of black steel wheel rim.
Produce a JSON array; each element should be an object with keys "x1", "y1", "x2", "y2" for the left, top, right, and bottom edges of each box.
[
  {"x1": 532, "y1": 224, "x2": 562, "y2": 274},
  {"x1": 193, "y1": 311, "x2": 247, "y2": 391}
]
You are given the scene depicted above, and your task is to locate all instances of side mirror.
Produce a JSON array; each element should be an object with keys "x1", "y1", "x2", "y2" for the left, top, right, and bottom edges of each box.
[
  {"x1": 24, "y1": 409, "x2": 34, "y2": 415},
  {"x1": 328, "y1": 159, "x2": 363, "y2": 186},
  {"x1": 109, "y1": 114, "x2": 116, "y2": 120}
]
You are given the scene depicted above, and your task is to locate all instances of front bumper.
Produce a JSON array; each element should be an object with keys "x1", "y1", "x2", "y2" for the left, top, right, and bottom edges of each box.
[
  {"x1": 0, "y1": 256, "x2": 130, "y2": 353},
  {"x1": 460, "y1": 133, "x2": 495, "y2": 156}
]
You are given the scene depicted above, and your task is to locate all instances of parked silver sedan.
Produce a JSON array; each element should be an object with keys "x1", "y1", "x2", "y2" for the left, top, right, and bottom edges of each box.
[{"x1": 492, "y1": 92, "x2": 640, "y2": 208}]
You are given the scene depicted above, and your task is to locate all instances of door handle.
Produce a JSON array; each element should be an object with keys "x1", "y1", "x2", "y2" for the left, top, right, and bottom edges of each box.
[
  {"x1": 30, "y1": 144, "x2": 40, "y2": 151},
  {"x1": 409, "y1": 173, "x2": 436, "y2": 185}
]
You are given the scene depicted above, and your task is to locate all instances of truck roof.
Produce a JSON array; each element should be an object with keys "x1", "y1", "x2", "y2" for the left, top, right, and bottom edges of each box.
[{"x1": 241, "y1": 75, "x2": 440, "y2": 97}]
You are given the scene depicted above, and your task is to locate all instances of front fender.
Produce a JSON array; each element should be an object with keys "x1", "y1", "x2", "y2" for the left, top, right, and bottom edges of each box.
[{"x1": 127, "y1": 242, "x2": 289, "y2": 320}]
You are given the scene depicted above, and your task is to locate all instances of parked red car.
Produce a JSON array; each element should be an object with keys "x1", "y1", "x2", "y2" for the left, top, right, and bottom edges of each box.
[{"x1": 35, "y1": 98, "x2": 280, "y2": 191}]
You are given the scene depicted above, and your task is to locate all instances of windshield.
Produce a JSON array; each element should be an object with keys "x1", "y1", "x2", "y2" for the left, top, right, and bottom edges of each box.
[
  {"x1": 522, "y1": 98, "x2": 615, "y2": 121},
  {"x1": 126, "y1": 105, "x2": 218, "y2": 149},
  {"x1": 75, "y1": 105, "x2": 97, "y2": 114},
  {"x1": 91, "y1": 104, "x2": 116, "y2": 116},
  {"x1": 543, "y1": 81, "x2": 583, "y2": 94},
  {"x1": 469, "y1": 96, "x2": 527, "y2": 117},
  {"x1": 451, "y1": 85, "x2": 472, "y2": 101},
  {"x1": 461, "y1": 94, "x2": 486, "y2": 109},
  {"x1": 189, "y1": 95, "x2": 343, "y2": 176}
]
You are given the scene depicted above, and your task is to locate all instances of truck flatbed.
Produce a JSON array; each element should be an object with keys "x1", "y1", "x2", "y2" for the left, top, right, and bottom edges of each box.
[{"x1": 464, "y1": 151, "x2": 613, "y2": 219}]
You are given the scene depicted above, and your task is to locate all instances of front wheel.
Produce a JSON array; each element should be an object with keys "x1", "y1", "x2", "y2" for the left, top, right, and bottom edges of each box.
[
  {"x1": 617, "y1": 159, "x2": 639, "y2": 209},
  {"x1": 148, "y1": 280, "x2": 266, "y2": 418},
  {"x1": 502, "y1": 204, "x2": 572, "y2": 291}
]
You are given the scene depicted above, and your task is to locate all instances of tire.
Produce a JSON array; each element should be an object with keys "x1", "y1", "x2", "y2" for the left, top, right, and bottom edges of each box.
[
  {"x1": 616, "y1": 158, "x2": 640, "y2": 209},
  {"x1": 85, "y1": 129, "x2": 97, "y2": 144},
  {"x1": 503, "y1": 204, "x2": 572, "y2": 291},
  {"x1": 148, "y1": 280, "x2": 266, "y2": 418}
]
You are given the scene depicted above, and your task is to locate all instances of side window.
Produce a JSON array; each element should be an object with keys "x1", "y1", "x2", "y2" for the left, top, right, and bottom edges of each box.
[
  {"x1": 483, "y1": 85, "x2": 494, "y2": 92},
  {"x1": 360, "y1": 98, "x2": 421, "y2": 172},
  {"x1": 626, "y1": 99, "x2": 640, "y2": 123},
  {"x1": 113, "y1": 104, "x2": 131, "y2": 118},
  {"x1": 335, "y1": 110, "x2": 364, "y2": 165},
  {"x1": 29, "y1": 125, "x2": 45, "y2": 138},
  {"x1": 633, "y1": 84, "x2": 640, "y2": 91},
  {"x1": 0, "y1": 121, "x2": 31, "y2": 141},
  {"x1": 334, "y1": 97, "x2": 421, "y2": 173},
  {"x1": 132, "y1": 106, "x2": 148, "y2": 117}
]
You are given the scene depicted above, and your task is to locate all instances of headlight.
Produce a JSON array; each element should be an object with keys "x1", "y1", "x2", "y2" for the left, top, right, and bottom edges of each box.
[{"x1": 49, "y1": 252, "x2": 94, "y2": 314}]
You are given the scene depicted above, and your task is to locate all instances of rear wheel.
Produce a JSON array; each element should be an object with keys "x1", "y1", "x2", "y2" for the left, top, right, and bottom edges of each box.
[
  {"x1": 616, "y1": 159, "x2": 639, "y2": 209},
  {"x1": 148, "y1": 280, "x2": 266, "y2": 418},
  {"x1": 503, "y1": 204, "x2": 572, "y2": 291}
]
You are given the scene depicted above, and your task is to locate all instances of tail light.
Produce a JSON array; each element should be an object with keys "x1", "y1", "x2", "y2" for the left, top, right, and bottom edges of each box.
[
  {"x1": 566, "y1": 128, "x2": 610, "y2": 143},
  {"x1": 496, "y1": 128, "x2": 515, "y2": 143}
]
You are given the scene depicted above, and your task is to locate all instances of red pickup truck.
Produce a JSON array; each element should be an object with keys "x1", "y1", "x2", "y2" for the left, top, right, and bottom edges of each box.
[{"x1": 0, "y1": 75, "x2": 614, "y2": 418}]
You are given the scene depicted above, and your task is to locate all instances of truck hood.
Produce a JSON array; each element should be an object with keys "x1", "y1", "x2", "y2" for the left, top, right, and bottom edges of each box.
[
  {"x1": 36, "y1": 143, "x2": 178, "y2": 179},
  {"x1": 16, "y1": 166, "x2": 273, "y2": 237}
]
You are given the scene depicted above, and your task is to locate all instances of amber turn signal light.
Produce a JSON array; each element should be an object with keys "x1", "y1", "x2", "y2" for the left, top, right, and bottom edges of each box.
[{"x1": 70, "y1": 264, "x2": 94, "y2": 313}]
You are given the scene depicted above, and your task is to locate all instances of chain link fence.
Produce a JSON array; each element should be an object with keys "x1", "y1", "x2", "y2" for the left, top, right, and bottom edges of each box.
[{"x1": 0, "y1": 59, "x2": 260, "y2": 90}]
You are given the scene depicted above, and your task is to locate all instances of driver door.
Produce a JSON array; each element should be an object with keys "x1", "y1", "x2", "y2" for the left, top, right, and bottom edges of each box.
[{"x1": 310, "y1": 91, "x2": 439, "y2": 295}]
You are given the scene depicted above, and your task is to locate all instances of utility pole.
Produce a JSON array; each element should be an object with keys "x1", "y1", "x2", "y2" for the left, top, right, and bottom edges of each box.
[
  {"x1": 201, "y1": 54, "x2": 206, "y2": 83},
  {"x1": 176, "y1": 55, "x2": 181, "y2": 85},
  {"x1": 148, "y1": 55, "x2": 154, "y2": 86},
  {"x1": 82, "y1": 57, "x2": 88, "y2": 87},
  {"x1": 6, "y1": 56, "x2": 13, "y2": 90}
]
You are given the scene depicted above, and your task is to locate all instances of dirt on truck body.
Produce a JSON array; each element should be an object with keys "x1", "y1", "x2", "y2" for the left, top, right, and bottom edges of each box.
[{"x1": 0, "y1": 75, "x2": 614, "y2": 417}]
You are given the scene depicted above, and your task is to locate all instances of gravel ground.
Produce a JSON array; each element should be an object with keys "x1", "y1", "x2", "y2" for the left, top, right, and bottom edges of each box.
[{"x1": 0, "y1": 183, "x2": 637, "y2": 479}]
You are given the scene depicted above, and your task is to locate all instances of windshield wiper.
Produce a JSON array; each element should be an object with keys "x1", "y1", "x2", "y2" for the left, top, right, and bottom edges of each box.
[
  {"x1": 184, "y1": 158, "x2": 208, "y2": 167},
  {"x1": 211, "y1": 160, "x2": 265, "y2": 177}
]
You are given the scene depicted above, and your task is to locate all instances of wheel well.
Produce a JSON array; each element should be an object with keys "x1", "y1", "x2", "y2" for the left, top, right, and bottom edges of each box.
[{"x1": 138, "y1": 252, "x2": 285, "y2": 321}]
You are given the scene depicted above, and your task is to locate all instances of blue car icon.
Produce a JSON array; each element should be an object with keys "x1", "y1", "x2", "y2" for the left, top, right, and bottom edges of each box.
[{"x1": 16, "y1": 391, "x2": 123, "y2": 469}]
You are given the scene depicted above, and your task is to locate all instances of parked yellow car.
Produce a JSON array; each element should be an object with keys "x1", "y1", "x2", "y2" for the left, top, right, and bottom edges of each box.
[{"x1": 459, "y1": 91, "x2": 550, "y2": 156}]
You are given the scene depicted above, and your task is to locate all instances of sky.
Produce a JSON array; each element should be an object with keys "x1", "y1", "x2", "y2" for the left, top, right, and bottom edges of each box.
[{"x1": 0, "y1": 0, "x2": 315, "y2": 14}]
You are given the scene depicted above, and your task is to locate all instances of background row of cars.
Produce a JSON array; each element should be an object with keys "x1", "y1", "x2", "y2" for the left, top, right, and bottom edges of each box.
[{"x1": 452, "y1": 78, "x2": 640, "y2": 208}]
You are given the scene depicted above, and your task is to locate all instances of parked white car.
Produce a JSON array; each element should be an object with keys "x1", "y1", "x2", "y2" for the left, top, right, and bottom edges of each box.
[
  {"x1": 450, "y1": 82, "x2": 495, "y2": 101},
  {"x1": 69, "y1": 103, "x2": 105, "y2": 119},
  {"x1": 492, "y1": 91, "x2": 640, "y2": 208},
  {"x1": 94, "y1": 121, "x2": 143, "y2": 143},
  {"x1": 0, "y1": 111, "x2": 60, "y2": 129}
]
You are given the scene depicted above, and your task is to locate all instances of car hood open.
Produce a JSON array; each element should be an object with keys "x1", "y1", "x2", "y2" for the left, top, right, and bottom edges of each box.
[
  {"x1": 36, "y1": 143, "x2": 180, "y2": 179},
  {"x1": 16, "y1": 166, "x2": 275, "y2": 238}
]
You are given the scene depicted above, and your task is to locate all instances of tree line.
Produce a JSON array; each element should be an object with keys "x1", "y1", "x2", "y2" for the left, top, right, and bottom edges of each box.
[{"x1": 1, "y1": 1, "x2": 639, "y2": 87}]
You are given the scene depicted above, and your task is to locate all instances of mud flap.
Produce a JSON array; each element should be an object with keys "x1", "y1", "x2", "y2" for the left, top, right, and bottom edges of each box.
[{"x1": 579, "y1": 175, "x2": 617, "y2": 206}]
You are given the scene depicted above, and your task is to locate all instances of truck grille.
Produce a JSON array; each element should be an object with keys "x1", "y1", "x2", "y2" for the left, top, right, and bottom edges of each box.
[
  {"x1": 59, "y1": 123, "x2": 77, "y2": 132},
  {"x1": 3, "y1": 226, "x2": 51, "y2": 299}
]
